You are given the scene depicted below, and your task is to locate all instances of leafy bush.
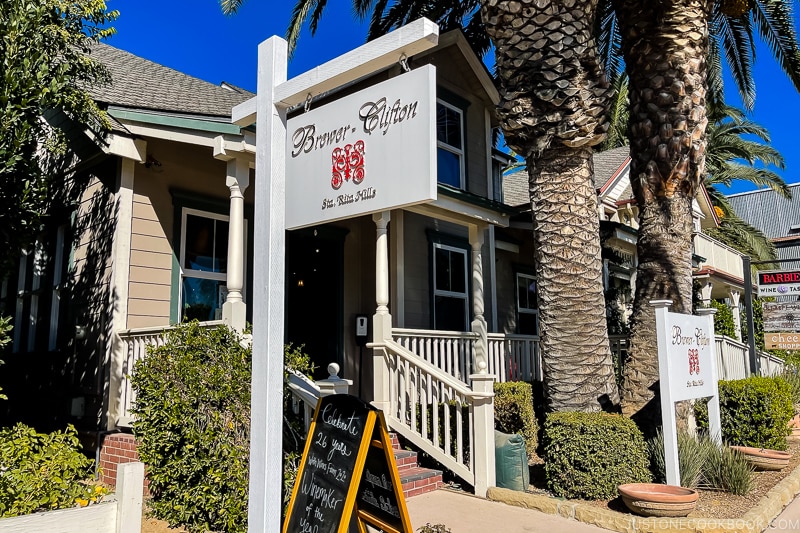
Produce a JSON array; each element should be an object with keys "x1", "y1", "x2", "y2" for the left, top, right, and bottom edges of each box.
[
  {"x1": 778, "y1": 365, "x2": 800, "y2": 414},
  {"x1": 132, "y1": 322, "x2": 312, "y2": 533},
  {"x1": 696, "y1": 376, "x2": 793, "y2": 450},
  {"x1": 494, "y1": 381, "x2": 538, "y2": 457},
  {"x1": 0, "y1": 424, "x2": 105, "y2": 518},
  {"x1": 543, "y1": 412, "x2": 651, "y2": 500},
  {"x1": 132, "y1": 322, "x2": 251, "y2": 533},
  {"x1": 710, "y1": 300, "x2": 737, "y2": 338},
  {"x1": 648, "y1": 430, "x2": 752, "y2": 494}
]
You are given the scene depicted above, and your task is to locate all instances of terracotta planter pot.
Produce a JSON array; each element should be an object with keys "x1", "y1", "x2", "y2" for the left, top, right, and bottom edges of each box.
[
  {"x1": 618, "y1": 483, "x2": 698, "y2": 517},
  {"x1": 730, "y1": 446, "x2": 791, "y2": 471}
]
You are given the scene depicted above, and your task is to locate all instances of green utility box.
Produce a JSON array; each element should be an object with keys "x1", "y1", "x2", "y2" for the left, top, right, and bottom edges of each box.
[{"x1": 494, "y1": 430, "x2": 529, "y2": 491}]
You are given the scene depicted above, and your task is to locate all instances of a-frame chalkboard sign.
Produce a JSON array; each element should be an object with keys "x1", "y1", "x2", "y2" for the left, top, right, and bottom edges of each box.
[{"x1": 283, "y1": 394, "x2": 412, "y2": 533}]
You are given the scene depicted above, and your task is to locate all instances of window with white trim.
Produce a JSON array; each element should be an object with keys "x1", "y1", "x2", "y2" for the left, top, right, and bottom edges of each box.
[
  {"x1": 516, "y1": 272, "x2": 539, "y2": 336},
  {"x1": 180, "y1": 208, "x2": 245, "y2": 322},
  {"x1": 436, "y1": 100, "x2": 465, "y2": 188},
  {"x1": 433, "y1": 242, "x2": 469, "y2": 331}
]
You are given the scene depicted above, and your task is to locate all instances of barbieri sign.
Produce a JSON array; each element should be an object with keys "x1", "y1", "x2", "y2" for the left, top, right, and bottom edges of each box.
[
  {"x1": 285, "y1": 65, "x2": 437, "y2": 230},
  {"x1": 757, "y1": 269, "x2": 800, "y2": 297}
]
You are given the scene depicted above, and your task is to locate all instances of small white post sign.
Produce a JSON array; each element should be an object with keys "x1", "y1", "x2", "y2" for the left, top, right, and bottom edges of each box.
[
  {"x1": 654, "y1": 300, "x2": 722, "y2": 487},
  {"x1": 285, "y1": 65, "x2": 437, "y2": 230}
]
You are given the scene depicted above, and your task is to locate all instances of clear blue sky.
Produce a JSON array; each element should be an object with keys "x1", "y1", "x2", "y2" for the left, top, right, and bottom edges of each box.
[{"x1": 105, "y1": 0, "x2": 800, "y2": 195}]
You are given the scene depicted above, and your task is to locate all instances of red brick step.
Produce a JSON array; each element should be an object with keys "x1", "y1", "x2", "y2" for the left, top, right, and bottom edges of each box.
[{"x1": 390, "y1": 433, "x2": 442, "y2": 498}]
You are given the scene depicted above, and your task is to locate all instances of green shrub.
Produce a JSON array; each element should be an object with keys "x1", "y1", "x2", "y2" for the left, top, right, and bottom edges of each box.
[
  {"x1": 647, "y1": 429, "x2": 705, "y2": 489},
  {"x1": 696, "y1": 376, "x2": 793, "y2": 450},
  {"x1": 0, "y1": 424, "x2": 105, "y2": 518},
  {"x1": 705, "y1": 445, "x2": 753, "y2": 495},
  {"x1": 494, "y1": 381, "x2": 538, "y2": 457},
  {"x1": 543, "y1": 412, "x2": 651, "y2": 500},
  {"x1": 648, "y1": 430, "x2": 752, "y2": 494},
  {"x1": 710, "y1": 300, "x2": 737, "y2": 338},
  {"x1": 132, "y1": 322, "x2": 312, "y2": 533},
  {"x1": 778, "y1": 365, "x2": 800, "y2": 414},
  {"x1": 132, "y1": 322, "x2": 251, "y2": 533}
]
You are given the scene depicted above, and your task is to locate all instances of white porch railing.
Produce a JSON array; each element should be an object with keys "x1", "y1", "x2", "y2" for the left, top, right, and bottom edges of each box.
[
  {"x1": 285, "y1": 369, "x2": 321, "y2": 435},
  {"x1": 376, "y1": 339, "x2": 484, "y2": 487},
  {"x1": 392, "y1": 328, "x2": 476, "y2": 382},
  {"x1": 487, "y1": 333, "x2": 541, "y2": 382},
  {"x1": 393, "y1": 328, "x2": 541, "y2": 383},
  {"x1": 115, "y1": 321, "x2": 222, "y2": 426}
]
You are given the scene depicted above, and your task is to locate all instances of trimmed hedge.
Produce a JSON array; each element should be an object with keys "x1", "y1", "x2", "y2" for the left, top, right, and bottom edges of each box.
[
  {"x1": 696, "y1": 376, "x2": 793, "y2": 451},
  {"x1": 494, "y1": 381, "x2": 538, "y2": 457},
  {"x1": 544, "y1": 412, "x2": 651, "y2": 500}
]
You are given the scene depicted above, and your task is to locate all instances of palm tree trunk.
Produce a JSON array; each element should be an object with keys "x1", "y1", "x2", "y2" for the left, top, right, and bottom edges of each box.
[
  {"x1": 612, "y1": 0, "x2": 712, "y2": 430},
  {"x1": 529, "y1": 146, "x2": 620, "y2": 411},
  {"x1": 481, "y1": 0, "x2": 619, "y2": 412}
]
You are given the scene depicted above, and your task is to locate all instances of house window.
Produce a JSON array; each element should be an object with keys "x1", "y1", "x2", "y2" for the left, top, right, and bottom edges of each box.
[
  {"x1": 433, "y1": 242, "x2": 469, "y2": 331},
  {"x1": 180, "y1": 208, "x2": 239, "y2": 322},
  {"x1": 48, "y1": 225, "x2": 67, "y2": 351},
  {"x1": 516, "y1": 272, "x2": 539, "y2": 336},
  {"x1": 437, "y1": 100, "x2": 464, "y2": 188}
]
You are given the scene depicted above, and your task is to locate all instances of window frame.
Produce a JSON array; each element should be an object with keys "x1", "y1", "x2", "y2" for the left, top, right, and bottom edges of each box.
[
  {"x1": 515, "y1": 271, "x2": 540, "y2": 336},
  {"x1": 431, "y1": 241, "x2": 470, "y2": 332},
  {"x1": 436, "y1": 99, "x2": 466, "y2": 189},
  {"x1": 177, "y1": 206, "x2": 248, "y2": 322}
]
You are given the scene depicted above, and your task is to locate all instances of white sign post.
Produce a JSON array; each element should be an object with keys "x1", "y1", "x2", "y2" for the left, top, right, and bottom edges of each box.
[
  {"x1": 654, "y1": 300, "x2": 722, "y2": 487},
  {"x1": 232, "y1": 19, "x2": 439, "y2": 533}
]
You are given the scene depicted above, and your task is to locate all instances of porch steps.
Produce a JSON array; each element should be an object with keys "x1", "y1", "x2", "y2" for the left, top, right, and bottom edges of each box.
[{"x1": 390, "y1": 433, "x2": 443, "y2": 498}]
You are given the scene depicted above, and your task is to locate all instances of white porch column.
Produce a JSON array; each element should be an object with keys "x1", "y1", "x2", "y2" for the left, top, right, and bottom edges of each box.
[
  {"x1": 222, "y1": 156, "x2": 250, "y2": 332},
  {"x1": 469, "y1": 225, "x2": 488, "y2": 374},
  {"x1": 729, "y1": 288, "x2": 742, "y2": 341},
  {"x1": 373, "y1": 211, "x2": 392, "y2": 411},
  {"x1": 700, "y1": 280, "x2": 713, "y2": 307}
]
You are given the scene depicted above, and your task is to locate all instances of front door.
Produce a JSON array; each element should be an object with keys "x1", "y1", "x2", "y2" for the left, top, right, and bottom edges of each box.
[{"x1": 286, "y1": 227, "x2": 346, "y2": 380}]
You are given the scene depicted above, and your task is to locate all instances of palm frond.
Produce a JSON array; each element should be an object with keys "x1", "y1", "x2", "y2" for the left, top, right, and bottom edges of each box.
[
  {"x1": 597, "y1": 0, "x2": 623, "y2": 79},
  {"x1": 219, "y1": 0, "x2": 246, "y2": 16},
  {"x1": 286, "y1": 0, "x2": 323, "y2": 55},
  {"x1": 600, "y1": 71, "x2": 629, "y2": 151},
  {"x1": 706, "y1": 215, "x2": 777, "y2": 262},
  {"x1": 752, "y1": 0, "x2": 800, "y2": 94},
  {"x1": 712, "y1": 8, "x2": 756, "y2": 109}
]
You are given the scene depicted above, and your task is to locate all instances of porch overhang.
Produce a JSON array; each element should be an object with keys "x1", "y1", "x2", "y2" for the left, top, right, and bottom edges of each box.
[{"x1": 405, "y1": 185, "x2": 512, "y2": 228}]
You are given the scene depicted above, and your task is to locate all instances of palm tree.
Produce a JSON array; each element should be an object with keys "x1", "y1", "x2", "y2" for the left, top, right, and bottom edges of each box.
[
  {"x1": 271, "y1": 0, "x2": 621, "y2": 412},
  {"x1": 608, "y1": 0, "x2": 800, "y2": 426}
]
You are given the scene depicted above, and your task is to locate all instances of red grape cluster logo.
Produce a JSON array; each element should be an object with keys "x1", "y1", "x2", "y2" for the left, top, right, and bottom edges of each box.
[
  {"x1": 688, "y1": 349, "x2": 700, "y2": 375},
  {"x1": 331, "y1": 141, "x2": 365, "y2": 190}
]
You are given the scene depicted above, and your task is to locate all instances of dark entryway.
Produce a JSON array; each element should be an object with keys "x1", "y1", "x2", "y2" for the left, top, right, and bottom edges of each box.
[{"x1": 286, "y1": 226, "x2": 347, "y2": 380}]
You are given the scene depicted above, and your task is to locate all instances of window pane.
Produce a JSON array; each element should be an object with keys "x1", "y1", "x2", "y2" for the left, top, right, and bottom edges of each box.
[
  {"x1": 449, "y1": 250, "x2": 466, "y2": 294},
  {"x1": 519, "y1": 312, "x2": 538, "y2": 336},
  {"x1": 185, "y1": 215, "x2": 215, "y2": 271},
  {"x1": 517, "y1": 275, "x2": 537, "y2": 311},
  {"x1": 437, "y1": 104, "x2": 462, "y2": 149},
  {"x1": 182, "y1": 277, "x2": 225, "y2": 321},
  {"x1": 435, "y1": 247, "x2": 451, "y2": 291},
  {"x1": 437, "y1": 148, "x2": 461, "y2": 187},
  {"x1": 215, "y1": 220, "x2": 229, "y2": 274},
  {"x1": 435, "y1": 296, "x2": 467, "y2": 332}
]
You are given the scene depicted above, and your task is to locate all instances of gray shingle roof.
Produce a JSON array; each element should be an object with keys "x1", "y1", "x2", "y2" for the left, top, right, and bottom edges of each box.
[
  {"x1": 502, "y1": 169, "x2": 529, "y2": 207},
  {"x1": 87, "y1": 43, "x2": 253, "y2": 118},
  {"x1": 592, "y1": 146, "x2": 630, "y2": 189},
  {"x1": 727, "y1": 184, "x2": 800, "y2": 240}
]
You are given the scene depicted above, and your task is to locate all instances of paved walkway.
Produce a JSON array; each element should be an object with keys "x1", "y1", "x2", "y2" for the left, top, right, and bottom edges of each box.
[
  {"x1": 406, "y1": 489, "x2": 800, "y2": 532},
  {"x1": 405, "y1": 489, "x2": 609, "y2": 533}
]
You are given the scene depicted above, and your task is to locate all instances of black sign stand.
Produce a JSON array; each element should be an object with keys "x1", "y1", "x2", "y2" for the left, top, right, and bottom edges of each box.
[{"x1": 283, "y1": 395, "x2": 412, "y2": 533}]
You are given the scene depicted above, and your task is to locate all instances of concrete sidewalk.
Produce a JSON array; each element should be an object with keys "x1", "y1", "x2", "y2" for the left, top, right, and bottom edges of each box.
[
  {"x1": 406, "y1": 488, "x2": 800, "y2": 532},
  {"x1": 405, "y1": 490, "x2": 610, "y2": 533}
]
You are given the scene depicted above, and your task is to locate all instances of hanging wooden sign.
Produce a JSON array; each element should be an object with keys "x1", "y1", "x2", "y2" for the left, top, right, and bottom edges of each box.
[{"x1": 283, "y1": 394, "x2": 412, "y2": 533}]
